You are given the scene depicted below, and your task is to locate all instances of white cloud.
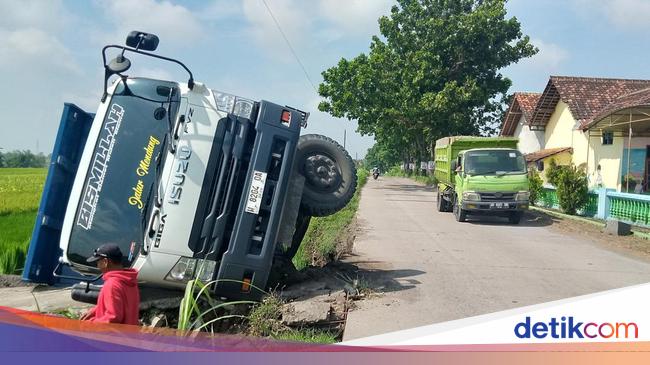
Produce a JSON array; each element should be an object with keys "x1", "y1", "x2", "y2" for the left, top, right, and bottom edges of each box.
[
  {"x1": 241, "y1": 0, "x2": 311, "y2": 60},
  {"x1": 0, "y1": 28, "x2": 80, "y2": 73},
  {"x1": 96, "y1": 0, "x2": 204, "y2": 47},
  {"x1": 0, "y1": 0, "x2": 70, "y2": 31},
  {"x1": 318, "y1": 0, "x2": 393, "y2": 39},
  {"x1": 514, "y1": 38, "x2": 569, "y2": 72},
  {"x1": 575, "y1": 0, "x2": 650, "y2": 30},
  {"x1": 199, "y1": 0, "x2": 243, "y2": 20},
  {"x1": 136, "y1": 67, "x2": 174, "y2": 81}
]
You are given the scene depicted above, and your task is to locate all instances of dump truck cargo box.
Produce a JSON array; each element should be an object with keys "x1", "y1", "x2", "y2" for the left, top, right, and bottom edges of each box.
[{"x1": 22, "y1": 104, "x2": 94, "y2": 284}]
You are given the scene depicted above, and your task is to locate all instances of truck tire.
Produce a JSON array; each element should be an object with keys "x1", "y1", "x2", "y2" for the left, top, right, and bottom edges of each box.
[
  {"x1": 71, "y1": 282, "x2": 101, "y2": 304},
  {"x1": 296, "y1": 134, "x2": 357, "y2": 217},
  {"x1": 282, "y1": 213, "x2": 311, "y2": 259},
  {"x1": 509, "y1": 211, "x2": 523, "y2": 224},
  {"x1": 453, "y1": 195, "x2": 467, "y2": 222},
  {"x1": 436, "y1": 190, "x2": 448, "y2": 212}
]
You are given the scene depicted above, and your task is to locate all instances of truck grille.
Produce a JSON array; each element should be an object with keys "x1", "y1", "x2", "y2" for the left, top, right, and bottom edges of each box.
[
  {"x1": 479, "y1": 192, "x2": 515, "y2": 201},
  {"x1": 189, "y1": 114, "x2": 255, "y2": 260}
]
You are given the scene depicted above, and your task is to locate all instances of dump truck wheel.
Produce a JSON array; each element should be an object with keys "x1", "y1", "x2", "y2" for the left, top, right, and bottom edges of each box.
[
  {"x1": 436, "y1": 190, "x2": 448, "y2": 212},
  {"x1": 453, "y1": 195, "x2": 467, "y2": 222},
  {"x1": 509, "y1": 211, "x2": 523, "y2": 224},
  {"x1": 296, "y1": 134, "x2": 357, "y2": 217},
  {"x1": 282, "y1": 213, "x2": 311, "y2": 259}
]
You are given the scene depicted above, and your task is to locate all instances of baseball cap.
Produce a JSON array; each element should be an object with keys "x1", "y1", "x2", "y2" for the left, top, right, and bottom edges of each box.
[{"x1": 87, "y1": 243, "x2": 123, "y2": 263}]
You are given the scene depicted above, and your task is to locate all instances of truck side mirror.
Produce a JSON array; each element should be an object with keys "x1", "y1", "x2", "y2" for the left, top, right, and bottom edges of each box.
[
  {"x1": 451, "y1": 160, "x2": 458, "y2": 172},
  {"x1": 126, "y1": 31, "x2": 159, "y2": 51}
]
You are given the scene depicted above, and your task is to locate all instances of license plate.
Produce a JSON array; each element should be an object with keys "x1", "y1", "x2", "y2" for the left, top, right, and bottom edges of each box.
[
  {"x1": 490, "y1": 202, "x2": 508, "y2": 209},
  {"x1": 245, "y1": 170, "x2": 267, "y2": 215}
]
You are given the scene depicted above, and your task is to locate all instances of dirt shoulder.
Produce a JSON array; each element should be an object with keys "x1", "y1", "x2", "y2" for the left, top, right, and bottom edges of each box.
[{"x1": 528, "y1": 209, "x2": 650, "y2": 262}]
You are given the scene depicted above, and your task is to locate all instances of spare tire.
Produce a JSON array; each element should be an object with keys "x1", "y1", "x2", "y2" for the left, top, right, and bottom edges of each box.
[{"x1": 296, "y1": 134, "x2": 357, "y2": 217}]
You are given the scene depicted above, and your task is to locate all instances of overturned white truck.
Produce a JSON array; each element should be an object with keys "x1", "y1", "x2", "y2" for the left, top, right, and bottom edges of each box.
[{"x1": 23, "y1": 31, "x2": 357, "y2": 301}]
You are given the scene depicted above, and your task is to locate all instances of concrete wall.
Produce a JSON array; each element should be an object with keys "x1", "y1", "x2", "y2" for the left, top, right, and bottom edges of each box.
[
  {"x1": 544, "y1": 101, "x2": 575, "y2": 149},
  {"x1": 586, "y1": 133, "x2": 624, "y2": 190},
  {"x1": 513, "y1": 115, "x2": 545, "y2": 154}
]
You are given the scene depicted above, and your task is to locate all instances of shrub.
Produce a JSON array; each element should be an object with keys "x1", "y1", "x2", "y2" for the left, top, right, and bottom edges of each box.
[
  {"x1": 556, "y1": 165, "x2": 589, "y2": 215},
  {"x1": 545, "y1": 159, "x2": 569, "y2": 187},
  {"x1": 528, "y1": 169, "x2": 543, "y2": 205}
]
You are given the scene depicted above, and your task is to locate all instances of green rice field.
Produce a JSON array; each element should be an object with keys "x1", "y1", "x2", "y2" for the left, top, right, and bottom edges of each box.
[{"x1": 0, "y1": 168, "x2": 46, "y2": 274}]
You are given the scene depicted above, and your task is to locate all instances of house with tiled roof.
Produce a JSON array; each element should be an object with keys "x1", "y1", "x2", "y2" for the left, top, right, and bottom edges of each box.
[
  {"x1": 501, "y1": 92, "x2": 543, "y2": 154},
  {"x1": 501, "y1": 76, "x2": 650, "y2": 192}
]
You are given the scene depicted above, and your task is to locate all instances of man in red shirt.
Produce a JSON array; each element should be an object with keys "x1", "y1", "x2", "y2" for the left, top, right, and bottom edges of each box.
[{"x1": 81, "y1": 244, "x2": 140, "y2": 325}]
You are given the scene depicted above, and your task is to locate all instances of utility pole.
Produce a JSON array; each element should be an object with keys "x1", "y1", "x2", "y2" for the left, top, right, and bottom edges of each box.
[{"x1": 343, "y1": 129, "x2": 346, "y2": 149}]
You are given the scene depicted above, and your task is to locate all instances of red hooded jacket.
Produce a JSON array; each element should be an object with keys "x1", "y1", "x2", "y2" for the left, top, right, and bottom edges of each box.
[{"x1": 85, "y1": 268, "x2": 140, "y2": 325}]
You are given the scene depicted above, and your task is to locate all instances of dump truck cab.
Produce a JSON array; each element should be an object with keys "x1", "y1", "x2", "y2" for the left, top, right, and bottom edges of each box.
[
  {"x1": 22, "y1": 31, "x2": 357, "y2": 301},
  {"x1": 435, "y1": 137, "x2": 529, "y2": 224}
]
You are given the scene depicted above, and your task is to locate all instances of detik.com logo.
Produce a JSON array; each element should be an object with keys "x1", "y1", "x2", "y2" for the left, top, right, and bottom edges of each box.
[{"x1": 514, "y1": 317, "x2": 638, "y2": 339}]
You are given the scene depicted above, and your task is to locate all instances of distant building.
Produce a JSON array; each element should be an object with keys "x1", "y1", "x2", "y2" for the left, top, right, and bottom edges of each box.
[{"x1": 501, "y1": 92, "x2": 543, "y2": 155}]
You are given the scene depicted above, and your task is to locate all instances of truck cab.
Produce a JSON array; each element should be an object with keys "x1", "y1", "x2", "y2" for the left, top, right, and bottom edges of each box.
[
  {"x1": 452, "y1": 148, "x2": 529, "y2": 223},
  {"x1": 22, "y1": 32, "x2": 357, "y2": 301}
]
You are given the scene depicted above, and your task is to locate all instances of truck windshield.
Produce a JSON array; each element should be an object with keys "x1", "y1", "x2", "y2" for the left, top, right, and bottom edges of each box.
[
  {"x1": 464, "y1": 150, "x2": 527, "y2": 176},
  {"x1": 67, "y1": 78, "x2": 180, "y2": 268}
]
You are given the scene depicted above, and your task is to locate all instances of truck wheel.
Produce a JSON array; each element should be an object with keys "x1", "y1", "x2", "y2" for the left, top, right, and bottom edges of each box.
[
  {"x1": 509, "y1": 211, "x2": 523, "y2": 224},
  {"x1": 296, "y1": 134, "x2": 357, "y2": 217},
  {"x1": 283, "y1": 213, "x2": 311, "y2": 259},
  {"x1": 436, "y1": 190, "x2": 448, "y2": 212},
  {"x1": 453, "y1": 195, "x2": 467, "y2": 222}
]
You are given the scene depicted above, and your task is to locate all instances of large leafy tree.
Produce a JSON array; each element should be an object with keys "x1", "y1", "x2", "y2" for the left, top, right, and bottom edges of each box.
[{"x1": 319, "y1": 0, "x2": 537, "y2": 162}]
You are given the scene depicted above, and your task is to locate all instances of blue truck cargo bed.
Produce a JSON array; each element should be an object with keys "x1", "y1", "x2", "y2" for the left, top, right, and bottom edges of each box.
[{"x1": 22, "y1": 104, "x2": 94, "y2": 284}]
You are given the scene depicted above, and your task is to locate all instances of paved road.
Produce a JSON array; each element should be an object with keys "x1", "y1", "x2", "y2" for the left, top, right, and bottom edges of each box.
[{"x1": 342, "y1": 176, "x2": 650, "y2": 340}]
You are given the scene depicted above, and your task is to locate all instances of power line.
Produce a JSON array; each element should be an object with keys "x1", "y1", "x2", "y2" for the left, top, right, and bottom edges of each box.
[{"x1": 261, "y1": 0, "x2": 318, "y2": 94}]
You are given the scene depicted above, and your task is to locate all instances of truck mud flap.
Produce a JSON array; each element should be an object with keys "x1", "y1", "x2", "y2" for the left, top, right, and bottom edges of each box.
[
  {"x1": 214, "y1": 101, "x2": 301, "y2": 300},
  {"x1": 22, "y1": 104, "x2": 94, "y2": 284}
]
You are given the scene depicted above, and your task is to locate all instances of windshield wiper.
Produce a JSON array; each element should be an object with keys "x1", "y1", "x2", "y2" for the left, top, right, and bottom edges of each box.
[{"x1": 470, "y1": 170, "x2": 525, "y2": 176}]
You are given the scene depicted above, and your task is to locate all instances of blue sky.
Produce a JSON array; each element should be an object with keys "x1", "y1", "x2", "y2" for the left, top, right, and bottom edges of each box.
[{"x1": 1, "y1": 0, "x2": 650, "y2": 159}]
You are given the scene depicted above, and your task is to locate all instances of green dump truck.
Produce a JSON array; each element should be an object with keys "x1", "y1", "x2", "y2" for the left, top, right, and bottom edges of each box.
[{"x1": 434, "y1": 136, "x2": 530, "y2": 224}]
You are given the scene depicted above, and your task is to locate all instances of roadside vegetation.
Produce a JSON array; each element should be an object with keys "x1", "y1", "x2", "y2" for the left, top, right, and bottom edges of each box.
[
  {"x1": 0, "y1": 168, "x2": 46, "y2": 274},
  {"x1": 528, "y1": 169, "x2": 544, "y2": 205},
  {"x1": 385, "y1": 166, "x2": 438, "y2": 186},
  {"x1": 546, "y1": 160, "x2": 589, "y2": 215},
  {"x1": 293, "y1": 168, "x2": 368, "y2": 270}
]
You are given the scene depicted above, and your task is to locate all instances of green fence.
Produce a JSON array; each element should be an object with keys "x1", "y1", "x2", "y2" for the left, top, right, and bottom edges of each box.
[
  {"x1": 608, "y1": 192, "x2": 650, "y2": 226},
  {"x1": 535, "y1": 187, "x2": 597, "y2": 217}
]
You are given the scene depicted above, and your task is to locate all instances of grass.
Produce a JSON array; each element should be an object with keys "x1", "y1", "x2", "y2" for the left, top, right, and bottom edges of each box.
[
  {"x1": 0, "y1": 168, "x2": 47, "y2": 274},
  {"x1": 0, "y1": 168, "x2": 46, "y2": 215},
  {"x1": 293, "y1": 168, "x2": 369, "y2": 270},
  {"x1": 273, "y1": 328, "x2": 338, "y2": 344}
]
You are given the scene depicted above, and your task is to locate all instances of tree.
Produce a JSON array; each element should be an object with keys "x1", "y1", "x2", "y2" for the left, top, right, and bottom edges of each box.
[
  {"x1": 364, "y1": 141, "x2": 402, "y2": 171},
  {"x1": 1, "y1": 150, "x2": 48, "y2": 168},
  {"x1": 319, "y1": 0, "x2": 536, "y2": 162}
]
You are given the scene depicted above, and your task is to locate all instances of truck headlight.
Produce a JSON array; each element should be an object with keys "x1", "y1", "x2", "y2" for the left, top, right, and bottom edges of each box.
[
  {"x1": 214, "y1": 92, "x2": 235, "y2": 113},
  {"x1": 165, "y1": 257, "x2": 217, "y2": 283},
  {"x1": 233, "y1": 99, "x2": 254, "y2": 119},
  {"x1": 214, "y1": 91, "x2": 255, "y2": 119},
  {"x1": 462, "y1": 191, "x2": 481, "y2": 201},
  {"x1": 196, "y1": 259, "x2": 217, "y2": 282},
  {"x1": 515, "y1": 191, "x2": 530, "y2": 201}
]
